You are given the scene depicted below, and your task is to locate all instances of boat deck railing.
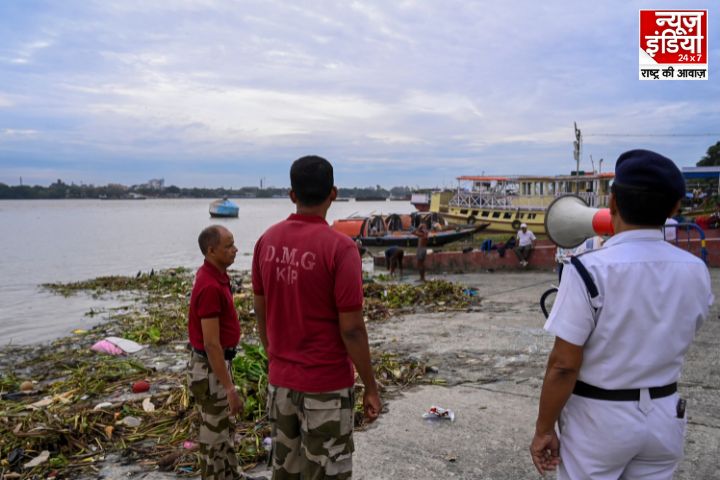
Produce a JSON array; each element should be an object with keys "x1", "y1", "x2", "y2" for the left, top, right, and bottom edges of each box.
[
  {"x1": 449, "y1": 191, "x2": 610, "y2": 210},
  {"x1": 449, "y1": 191, "x2": 515, "y2": 209},
  {"x1": 577, "y1": 192, "x2": 609, "y2": 208}
]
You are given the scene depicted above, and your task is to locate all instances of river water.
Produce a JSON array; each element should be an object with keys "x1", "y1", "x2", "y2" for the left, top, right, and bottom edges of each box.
[{"x1": 0, "y1": 198, "x2": 412, "y2": 345}]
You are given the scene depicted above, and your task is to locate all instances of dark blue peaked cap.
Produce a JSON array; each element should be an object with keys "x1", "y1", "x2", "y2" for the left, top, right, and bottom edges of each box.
[{"x1": 614, "y1": 149, "x2": 685, "y2": 200}]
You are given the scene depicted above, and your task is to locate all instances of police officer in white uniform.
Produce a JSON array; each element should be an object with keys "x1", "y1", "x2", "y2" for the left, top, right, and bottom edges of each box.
[{"x1": 530, "y1": 149, "x2": 713, "y2": 479}]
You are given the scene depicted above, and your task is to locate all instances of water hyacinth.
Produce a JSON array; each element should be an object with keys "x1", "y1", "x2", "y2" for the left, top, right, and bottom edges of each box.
[{"x1": 1, "y1": 269, "x2": 472, "y2": 477}]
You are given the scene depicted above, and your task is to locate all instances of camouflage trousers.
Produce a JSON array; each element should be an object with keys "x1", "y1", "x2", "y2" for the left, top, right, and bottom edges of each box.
[
  {"x1": 267, "y1": 384, "x2": 355, "y2": 480},
  {"x1": 188, "y1": 352, "x2": 241, "y2": 480}
]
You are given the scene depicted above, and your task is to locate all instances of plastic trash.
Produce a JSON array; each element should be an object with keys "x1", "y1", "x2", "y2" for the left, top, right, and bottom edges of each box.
[
  {"x1": 263, "y1": 437, "x2": 272, "y2": 452},
  {"x1": 119, "y1": 416, "x2": 142, "y2": 428},
  {"x1": 90, "y1": 340, "x2": 124, "y2": 356},
  {"x1": 24, "y1": 450, "x2": 50, "y2": 468},
  {"x1": 183, "y1": 440, "x2": 198, "y2": 450},
  {"x1": 1, "y1": 391, "x2": 32, "y2": 401},
  {"x1": 132, "y1": 380, "x2": 150, "y2": 393},
  {"x1": 422, "y1": 405, "x2": 455, "y2": 421},
  {"x1": 7, "y1": 447, "x2": 24, "y2": 467},
  {"x1": 28, "y1": 396, "x2": 54, "y2": 409},
  {"x1": 91, "y1": 337, "x2": 146, "y2": 356},
  {"x1": 142, "y1": 397, "x2": 155, "y2": 412},
  {"x1": 93, "y1": 402, "x2": 113, "y2": 410},
  {"x1": 107, "y1": 336, "x2": 146, "y2": 353}
]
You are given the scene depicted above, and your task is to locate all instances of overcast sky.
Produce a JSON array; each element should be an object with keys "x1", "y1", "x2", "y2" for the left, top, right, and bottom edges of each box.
[{"x1": 1, "y1": 0, "x2": 719, "y2": 188}]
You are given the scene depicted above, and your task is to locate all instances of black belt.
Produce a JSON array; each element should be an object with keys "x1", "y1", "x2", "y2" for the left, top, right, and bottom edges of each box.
[
  {"x1": 573, "y1": 380, "x2": 677, "y2": 401},
  {"x1": 192, "y1": 347, "x2": 237, "y2": 361}
]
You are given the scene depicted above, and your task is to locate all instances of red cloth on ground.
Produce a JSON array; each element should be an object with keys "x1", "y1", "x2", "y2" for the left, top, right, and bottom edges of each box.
[
  {"x1": 252, "y1": 214, "x2": 363, "y2": 392},
  {"x1": 188, "y1": 260, "x2": 241, "y2": 350}
]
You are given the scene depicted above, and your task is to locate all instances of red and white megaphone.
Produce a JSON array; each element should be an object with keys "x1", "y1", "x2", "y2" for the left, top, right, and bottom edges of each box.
[{"x1": 544, "y1": 195, "x2": 614, "y2": 248}]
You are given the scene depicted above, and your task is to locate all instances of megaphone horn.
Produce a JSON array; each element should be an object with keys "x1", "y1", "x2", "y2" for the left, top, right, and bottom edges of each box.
[{"x1": 545, "y1": 195, "x2": 614, "y2": 248}]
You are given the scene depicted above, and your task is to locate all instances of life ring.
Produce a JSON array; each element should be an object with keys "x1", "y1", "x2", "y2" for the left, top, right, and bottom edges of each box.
[
  {"x1": 467, "y1": 215, "x2": 476, "y2": 225},
  {"x1": 511, "y1": 219, "x2": 522, "y2": 230}
]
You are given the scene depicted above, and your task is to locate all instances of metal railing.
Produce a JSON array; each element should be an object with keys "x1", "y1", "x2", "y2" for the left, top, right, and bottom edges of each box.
[
  {"x1": 448, "y1": 191, "x2": 610, "y2": 210},
  {"x1": 449, "y1": 191, "x2": 514, "y2": 208},
  {"x1": 663, "y1": 222, "x2": 708, "y2": 264},
  {"x1": 576, "y1": 193, "x2": 609, "y2": 208}
]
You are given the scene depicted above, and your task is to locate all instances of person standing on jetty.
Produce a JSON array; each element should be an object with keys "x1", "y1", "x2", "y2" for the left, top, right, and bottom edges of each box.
[
  {"x1": 530, "y1": 150, "x2": 713, "y2": 479},
  {"x1": 252, "y1": 155, "x2": 381, "y2": 479},
  {"x1": 187, "y1": 225, "x2": 243, "y2": 480},
  {"x1": 384, "y1": 245, "x2": 404, "y2": 278}
]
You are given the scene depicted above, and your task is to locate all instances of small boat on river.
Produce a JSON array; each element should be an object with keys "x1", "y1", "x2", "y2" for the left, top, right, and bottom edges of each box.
[{"x1": 209, "y1": 198, "x2": 239, "y2": 218}]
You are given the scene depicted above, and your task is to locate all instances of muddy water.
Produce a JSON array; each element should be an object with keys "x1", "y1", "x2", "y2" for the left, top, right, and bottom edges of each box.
[{"x1": 0, "y1": 198, "x2": 411, "y2": 344}]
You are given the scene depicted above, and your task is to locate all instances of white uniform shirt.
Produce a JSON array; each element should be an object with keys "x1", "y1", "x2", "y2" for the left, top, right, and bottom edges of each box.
[
  {"x1": 545, "y1": 229, "x2": 713, "y2": 389},
  {"x1": 517, "y1": 229, "x2": 536, "y2": 247},
  {"x1": 555, "y1": 236, "x2": 604, "y2": 263},
  {"x1": 664, "y1": 217, "x2": 678, "y2": 241}
]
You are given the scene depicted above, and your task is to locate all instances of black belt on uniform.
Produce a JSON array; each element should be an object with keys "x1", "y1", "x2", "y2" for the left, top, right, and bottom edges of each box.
[
  {"x1": 192, "y1": 347, "x2": 237, "y2": 361},
  {"x1": 573, "y1": 380, "x2": 677, "y2": 401}
]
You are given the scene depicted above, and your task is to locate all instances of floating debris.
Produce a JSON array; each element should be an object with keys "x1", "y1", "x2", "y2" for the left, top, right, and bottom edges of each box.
[
  {"x1": 24, "y1": 450, "x2": 50, "y2": 469},
  {"x1": 1, "y1": 268, "x2": 467, "y2": 477},
  {"x1": 132, "y1": 380, "x2": 151, "y2": 394},
  {"x1": 363, "y1": 279, "x2": 478, "y2": 314},
  {"x1": 422, "y1": 405, "x2": 456, "y2": 422},
  {"x1": 142, "y1": 398, "x2": 155, "y2": 412}
]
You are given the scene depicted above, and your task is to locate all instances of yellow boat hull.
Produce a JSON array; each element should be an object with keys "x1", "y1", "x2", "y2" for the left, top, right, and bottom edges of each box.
[{"x1": 439, "y1": 206, "x2": 547, "y2": 235}]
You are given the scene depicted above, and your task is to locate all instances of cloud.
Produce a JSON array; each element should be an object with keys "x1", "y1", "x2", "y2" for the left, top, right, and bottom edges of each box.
[
  {"x1": 1, "y1": 129, "x2": 38, "y2": 137},
  {"x1": 3, "y1": 39, "x2": 54, "y2": 65},
  {"x1": 0, "y1": 0, "x2": 719, "y2": 186},
  {"x1": 0, "y1": 94, "x2": 14, "y2": 108}
]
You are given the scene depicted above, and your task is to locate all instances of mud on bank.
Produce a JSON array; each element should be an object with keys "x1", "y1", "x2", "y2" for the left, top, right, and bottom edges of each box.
[
  {"x1": 2, "y1": 269, "x2": 718, "y2": 479},
  {"x1": 0, "y1": 269, "x2": 477, "y2": 479}
]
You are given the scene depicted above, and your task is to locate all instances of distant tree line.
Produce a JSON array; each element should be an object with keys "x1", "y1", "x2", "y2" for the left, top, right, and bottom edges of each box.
[
  {"x1": 0, "y1": 179, "x2": 290, "y2": 200},
  {"x1": 0, "y1": 179, "x2": 420, "y2": 200}
]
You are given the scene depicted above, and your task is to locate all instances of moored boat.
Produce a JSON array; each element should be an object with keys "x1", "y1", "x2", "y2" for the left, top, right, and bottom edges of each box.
[
  {"x1": 430, "y1": 173, "x2": 614, "y2": 235},
  {"x1": 209, "y1": 198, "x2": 239, "y2": 218},
  {"x1": 356, "y1": 224, "x2": 488, "y2": 248},
  {"x1": 355, "y1": 196, "x2": 388, "y2": 201},
  {"x1": 331, "y1": 212, "x2": 486, "y2": 247},
  {"x1": 332, "y1": 212, "x2": 445, "y2": 237}
]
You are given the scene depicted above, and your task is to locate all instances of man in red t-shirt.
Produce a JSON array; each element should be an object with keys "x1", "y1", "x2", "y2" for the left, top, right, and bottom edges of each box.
[
  {"x1": 253, "y1": 155, "x2": 381, "y2": 479},
  {"x1": 188, "y1": 225, "x2": 242, "y2": 480}
]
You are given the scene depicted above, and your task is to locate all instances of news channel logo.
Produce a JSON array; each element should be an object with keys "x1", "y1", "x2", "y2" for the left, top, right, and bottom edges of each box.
[{"x1": 639, "y1": 10, "x2": 708, "y2": 80}]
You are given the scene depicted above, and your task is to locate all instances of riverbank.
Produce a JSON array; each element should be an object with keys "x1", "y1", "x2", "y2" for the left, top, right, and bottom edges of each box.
[
  {"x1": 0, "y1": 268, "x2": 472, "y2": 479},
  {"x1": 2, "y1": 269, "x2": 718, "y2": 479}
]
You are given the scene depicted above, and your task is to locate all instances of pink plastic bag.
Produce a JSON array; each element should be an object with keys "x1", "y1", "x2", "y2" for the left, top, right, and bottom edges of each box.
[{"x1": 91, "y1": 339, "x2": 124, "y2": 356}]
